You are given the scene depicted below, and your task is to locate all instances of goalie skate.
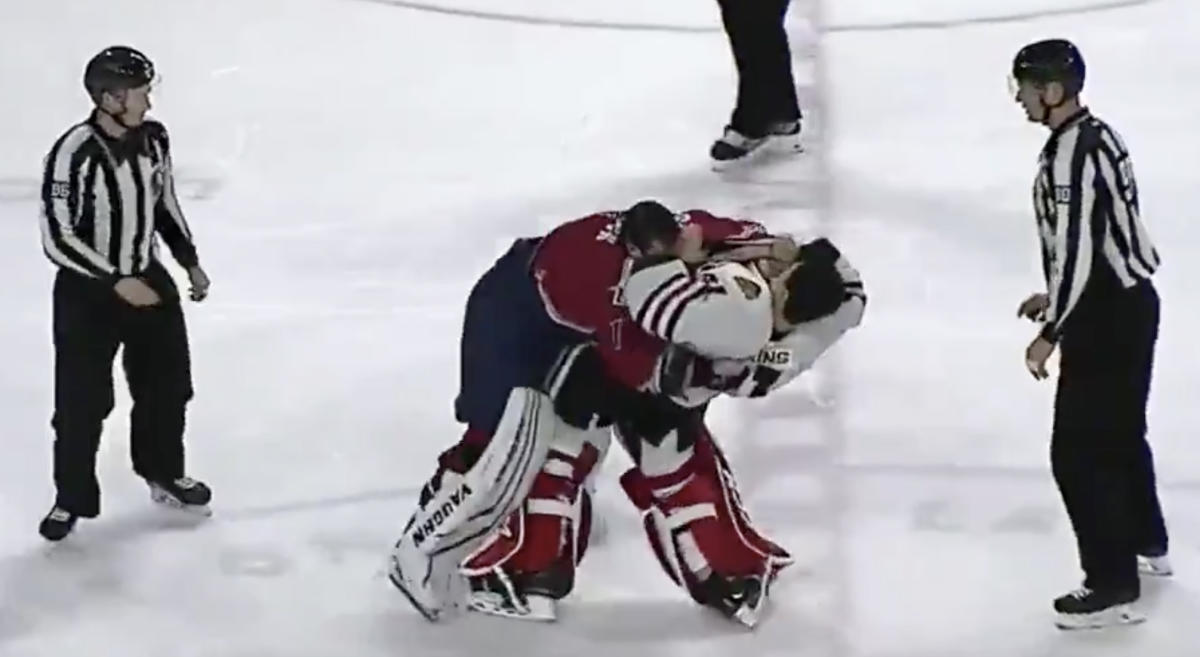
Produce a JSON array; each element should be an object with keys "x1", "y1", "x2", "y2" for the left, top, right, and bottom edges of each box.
[
  {"x1": 719, "y1": 558, "x2": 782, "y2": 629},
  {"x1": 466, "y1": 569, "x2": 557, "y2": 622},
  {"x1": 460, "y1": 424, "x2": 607, "y2": 624}
]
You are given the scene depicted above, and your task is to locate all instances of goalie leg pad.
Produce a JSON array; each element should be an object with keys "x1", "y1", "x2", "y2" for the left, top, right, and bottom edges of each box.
[
  {"x1": 461, "y1": 425, "x2": 609, "y2": 621},
  {"x1": 389, "y1": 387, "x2": 557, "y2": 621},
  {"x1": 695, "y1": 425, "x2": 793, "y2": 569},
  {"x1": 618, "y1": 423, "x2": 791, "y2": 626}
]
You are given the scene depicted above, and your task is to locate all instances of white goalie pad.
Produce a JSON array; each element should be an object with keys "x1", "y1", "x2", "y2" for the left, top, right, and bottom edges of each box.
[
  {"x1": 459, "y1": 422, "x2": 611, "y2": 622},
  {"x1": 389, "y1": 387, "x2": 559, "y2": 620}
]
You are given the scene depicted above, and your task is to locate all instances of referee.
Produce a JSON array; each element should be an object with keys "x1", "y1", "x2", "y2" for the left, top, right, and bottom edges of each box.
[
  {"x1": 709, "y1": 0, "x2": 803, "y2": 168},
  {"x1": 37, "y1": 46, "x2": 213, "y2": 541},
  {"x1": 1011, "y1": 39, "x2": 1169, "y2": 629}
]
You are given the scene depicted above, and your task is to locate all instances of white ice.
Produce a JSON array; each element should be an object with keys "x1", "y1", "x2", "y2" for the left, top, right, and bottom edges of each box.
[{"x1": 1, "y1": 0, "x2": 1198, "y2": 656}]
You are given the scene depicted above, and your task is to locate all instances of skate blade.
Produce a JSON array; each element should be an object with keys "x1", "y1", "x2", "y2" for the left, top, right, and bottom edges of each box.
[
  {"x1": 711, "y1": 148, "x2": 768, "y2": 172},
  {"x1": 467, "y1": 592, "x2": 556, "y2": 622},
  {"x1": 150, "y1": 490, "x2": 213, "y2": 517},
  {"x1": 711, "y1": 140, "x2": 805, "y2": 173},
  {"x1": 731, "y1": 580, "x2": 771, "y2": 629},
  {"x1": 729, "y1": 559, "x2": 777, "y2": 630},
  {"x1": 732, "y1": 603, "x2": 762, "y2": 629},
  {"x1": 1055, "y1": 604, "x2": 1145, "y2": 630},
  {"x1": 388, "y1": 558, "x2": 442, "y2": 622},
  {"x1": 1138, "y1": 557, "x2": 1173, "y2": 577},
  {"x1": 767, "y1": 133, "x2": 803, "y2": 154}
]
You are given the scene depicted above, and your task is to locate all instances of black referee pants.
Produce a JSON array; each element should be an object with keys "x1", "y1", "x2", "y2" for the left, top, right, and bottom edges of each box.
[
  {"x1": 51, "y1": 262, "x2": 194, "y2": 517},
  {"x1": 1051, "y1": 279, "x2": 1167, "y2": 594},
  {"x1": 715, "y1": 0, "x2": 802, "y2": 138}
]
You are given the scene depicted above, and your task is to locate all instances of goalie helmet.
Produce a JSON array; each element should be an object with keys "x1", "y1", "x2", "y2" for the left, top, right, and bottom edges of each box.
[{"x1": 622, "y1": 257, "x2": 772, "y2": 360}]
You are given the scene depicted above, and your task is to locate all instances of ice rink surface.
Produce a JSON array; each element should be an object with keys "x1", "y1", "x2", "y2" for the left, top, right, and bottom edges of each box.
[{"x1": 1, "y1": 0, "x2": 1197, "y2": 655}]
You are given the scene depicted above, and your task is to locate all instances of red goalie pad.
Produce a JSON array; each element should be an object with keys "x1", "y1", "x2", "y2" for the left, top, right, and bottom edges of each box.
[
  {"x1": 619, "y1": 425, "x2": 792, "y2": 595},
  {"x1": 460, "y1": 442, "x2": 599, "y2": 594}
]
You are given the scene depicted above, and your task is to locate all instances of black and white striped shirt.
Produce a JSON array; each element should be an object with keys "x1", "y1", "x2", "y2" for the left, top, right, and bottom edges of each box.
[
  {"x1": 40, "y1": 113, "x2": 198, "y2": 282},
  {"x1": 1032, "y1": 108, "x2": 1159, "y2": 342}
]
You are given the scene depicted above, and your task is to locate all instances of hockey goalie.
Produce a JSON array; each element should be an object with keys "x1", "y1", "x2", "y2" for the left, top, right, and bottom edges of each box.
[
  {"x1": 384, "y1": 197, "x2": 864, "y2": 628},
  {"x1": 385, "y1": 200, "x2": 780, "y2": 622},
  {"x1": 454, "y1": 219, "x2": 865, "y2": 627}
]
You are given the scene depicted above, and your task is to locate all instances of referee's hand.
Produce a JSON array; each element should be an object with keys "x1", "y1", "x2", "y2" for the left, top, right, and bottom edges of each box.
[
  {"x1": 1017, "y1": 292, "x2": 1049, "y2": 321},
  {"x1": 186, "y1": 265, "x2": 211, "y2": 302},
  {"x1": 114, "y1": 277, "x2": 161, "y2": 307},
  {"x1": 1025, "y1": 335, "x2": 1054, "y2": 380}
]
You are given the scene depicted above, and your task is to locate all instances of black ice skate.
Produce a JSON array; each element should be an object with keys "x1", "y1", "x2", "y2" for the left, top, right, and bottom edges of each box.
[
  {"x1": 38, "y1": 506, "x2": 78, "y2": 542},
  {"x1": 1053, "y1": 586, "x2": 1144, "y2": 630},
  {"x1": 709, "y1": 121, "x2": 802, "y2": 170},
  {"x1": 148, "y1": 476, "x2": 212, "y2": 516}
]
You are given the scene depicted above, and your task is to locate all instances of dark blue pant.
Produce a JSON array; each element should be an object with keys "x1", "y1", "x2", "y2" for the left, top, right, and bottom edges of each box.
[{"x1": 454, "y1": 238, "x2": 586, "y2": 437}]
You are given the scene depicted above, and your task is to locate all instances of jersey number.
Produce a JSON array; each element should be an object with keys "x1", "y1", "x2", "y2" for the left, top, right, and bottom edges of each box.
[
  {"x1": 1117, "y1": 158, "x2": 1138, "y2": 205},
  {"x1": 610, "y1": 318, "x2": 624, "y2": 351}
]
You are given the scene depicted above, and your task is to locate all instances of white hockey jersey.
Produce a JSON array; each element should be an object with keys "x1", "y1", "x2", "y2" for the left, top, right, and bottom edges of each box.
[
  {"x1": 621, "y1": 258, "x2": 774, "y2": 360},
  {"x1": 622, "y1": 245, "x2": 865, "y2": 407},
  {"x1": 721, "y1": 250, "x2": 865, "y2": 400},
  {"x1": 727, "y1": 295, "x2": 864, "y2": 398}
]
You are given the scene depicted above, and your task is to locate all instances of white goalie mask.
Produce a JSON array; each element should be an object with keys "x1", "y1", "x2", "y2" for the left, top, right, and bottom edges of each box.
[{"x1": 621, "y1": 257, "x2": 773, "y2": 360}]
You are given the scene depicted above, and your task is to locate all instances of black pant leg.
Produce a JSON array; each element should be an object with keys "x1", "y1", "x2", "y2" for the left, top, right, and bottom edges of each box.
[
  {"x1": 763, "y1": 0, "x2": 801, "y2": 124},
  {"x1": 1050, "y1": 367, "x2": 1098, "y2": 582},
  {"x1": 1052, "y1": 370, "x2": 1142, "y2": 592},
  {"x1": 1092, "y1": 284, "x2": 1168, "y2": 564},
  {"x1": 716, "y1": 0, "x2": 800, "y2": 136},
  {"x1": 51, "y1": 271, "x2": 121, "y2": 517},
  {"x1": 120, "y1": 265, "x2": 194, "y2": 483},
  {"x1": 1132, "y1": 436, "x2": 1168, "y2": 555},
  {"x1": 1123, "y1": 285, "x2": 1168, "y2": 555},
  {"x1": 1052, "y1": 284, "x2": 1169, "y2": 594},
  {"x1": 1085, "y1": 421, "x2": 1141, "y2": 593},
  {"x1": 716, "y1": 0, "x2": 760, "y2": 135}
]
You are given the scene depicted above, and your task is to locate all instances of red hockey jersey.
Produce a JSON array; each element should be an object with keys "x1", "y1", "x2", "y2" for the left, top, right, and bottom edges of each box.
[{"x1": 531, "y1": 209, "x2": 773, "y2": 390}]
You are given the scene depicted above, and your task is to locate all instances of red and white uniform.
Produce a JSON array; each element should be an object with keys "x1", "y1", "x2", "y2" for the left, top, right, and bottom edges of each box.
[
  {"x1": 532, "y1": 209, "x2": 773, "y2": 390},
  {"x1": 460, "y1": 209, "x2": 782, "y2": 623}
]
